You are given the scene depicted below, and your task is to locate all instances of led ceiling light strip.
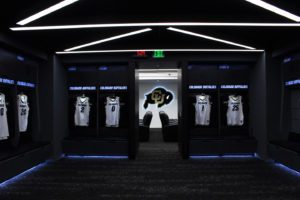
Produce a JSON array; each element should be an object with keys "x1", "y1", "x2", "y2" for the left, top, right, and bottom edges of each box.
[
  {"x1": 139, "y1": 77, "x2": 178, "y2": 80},
  {"x1": 245, "y1": 0, "x2": 300, "y2": 22},
  {"x1": 10, "y1": 22, "x2": 300, "y2": 31},
  {"x1": 56, "y1": 49, "x2": 264, "y2": 54},
  {"x1": 167, "y1": 27, "x2": 255, "y2": 50},
  {"x1": 65, "y1": 28, "x2": 152, "y2": 51},
  {"x1": 16, "y1": 0, "x2": 80, "y2": 26}
]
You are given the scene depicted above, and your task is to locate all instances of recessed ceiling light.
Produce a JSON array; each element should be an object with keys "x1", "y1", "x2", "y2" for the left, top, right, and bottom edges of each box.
[
  {"x1": 56, "y1": 49, "x2": 264, "y2": 54},
  {"x1": 10, "y1": 22, "x2": 300, "y2": 31},
  {"x1": 16, "y1": 0, "x2": 80, "y2": 26},
  {"x1": 167, "y1": 27, "x2": 255, "y2": 50},
  {"x1": 245, "y1": 0, "x2": 300, "y2": 22},
  {"x1": 65, "y1": 28, "x2": 152, "y2": 51}
]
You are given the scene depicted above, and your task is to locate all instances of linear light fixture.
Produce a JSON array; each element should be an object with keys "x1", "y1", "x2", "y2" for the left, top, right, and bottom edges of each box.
[
  {"x1": 245, "y1": 0, "x2": 300, "y2": 22},
  {"x1": 10, "y1": 22, "x2": 300, "y2": 31},
  {"x1": 56, "y1": 49, "x2": 264, "y2": 54},
  {"x1": 167, "y1": 27, "x2": 255, "y2": 50},
  {"x1": 0, "y1": 163, "x2": 47, "y2": 187},
  {"x1": 139, "y1": 72, "x2": 178, "y2": 80},
  {"x1": 65, "y1": 28, "x2": 152, "y2": 51},
  {"x1": 139, "y1": 77, "x2": 178, "y2": 80},
  {"x1": 17, "y1": 0, "x2": 80, "y2": 26},
  {"x1": 190, "y1": 154, "x2": 256, "y2": 159},
  {"x1": 274, "y1": 163, "x2": 300, "y2": 177},
  {"x1": 65, "y1": 155, "x2": 129, "y2": 159}
]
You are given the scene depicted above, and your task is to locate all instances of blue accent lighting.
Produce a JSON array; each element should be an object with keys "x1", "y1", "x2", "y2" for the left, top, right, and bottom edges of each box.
[
  {"x1": 190, "y1": 154, "x2": 256, "y2": 159},
  {"x1": 17, "y1": 55, "x2": 25, "y2": 61},
  {"x1": 69, "y1": 86, "x2": 96, "y2": 91},
  {"x1": 99, "y1": 86, "x2": 128, "y2": 91},
  {"x1": 221, "y1": 85, "x2": 248, "y2": 89},
  {"x1": 274, "y1": 163, "x2": 300, "y2": 177},
  {"x1": 219, "y1": 65, "x2": 230, "y2": 70},
  {"x1": 17, "y1": 81, "x2": 35, "y2": 88},
  {"x1": 0, "y1": 163, "x2": 47, "y2": 188},
  {"x1": 189, "y1": 85, "x2": 217, "y2": 90},
  {"x1": 0, "y1": 77, "x2": 15, "y2": 85},
  {"x1": 99, "y1": 66, "x2": 108, "y2": 71},
  {"x1": 283, "y1": 57, "x2": 292, "y2": 63},
  {"x1": 68, "y1": 67, "x2": 77, "y2": 71},
  {"x1": 285, "y1": 79, "x2": 300, "y2": 86},
  {"x1": 65, "y1": 155, "x2": 128, "y2": 159}
]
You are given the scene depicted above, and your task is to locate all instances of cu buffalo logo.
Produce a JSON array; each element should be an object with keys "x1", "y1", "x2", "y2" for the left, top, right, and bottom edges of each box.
[{"x1": 144, "y1": 87, "x2": 173, "y2": 109}]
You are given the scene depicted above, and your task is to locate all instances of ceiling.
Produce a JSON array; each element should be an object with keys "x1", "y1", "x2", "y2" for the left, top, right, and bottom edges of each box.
[{"x1": 1, "y1": 0, "x2": 300, "y2": 53}]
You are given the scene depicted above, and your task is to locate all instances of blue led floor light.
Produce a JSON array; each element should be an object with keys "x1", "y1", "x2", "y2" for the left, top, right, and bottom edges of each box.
[
  {"x1": 190, "y1": 154, "x2": 256, "y2": 159},
  {"x1": 65, "y1": 155, "x2": 129, "y2": 159},
  {"x1": 274, "y1": 163, "x2": 300, "y2": 177},
  {"x1": 0, "y1": 163, "x2": 47, "y2": 188}
]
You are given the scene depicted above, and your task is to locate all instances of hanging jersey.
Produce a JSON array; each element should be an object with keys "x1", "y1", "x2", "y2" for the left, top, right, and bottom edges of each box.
[
  {"x1": 227, "y1": 95, "x2": 244, "y2": 126},
  {"x1": 74, "y1": 96, "x2": 90, "y2": 126},
  {"x1": 195, "y1": 94, "x2": 211, "y2": 126},
  {"x1": 0, "y1": 93, "x2": 9, "y2": 140},
  {"x1": 105, "y1": 96, "x2": 120, "y2": 127},
  {"x1": 18, "y1": 94, "x2": 30, "y2": 132}
]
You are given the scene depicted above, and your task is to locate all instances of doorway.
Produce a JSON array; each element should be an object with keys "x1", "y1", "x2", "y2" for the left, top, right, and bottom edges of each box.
[{"x1": 136, "y1": 68, "x2": 181, "y2": 156}]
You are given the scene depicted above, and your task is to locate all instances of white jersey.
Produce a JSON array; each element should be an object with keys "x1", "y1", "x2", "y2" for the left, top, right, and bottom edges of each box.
[
  {"x1": 195, "y1": 94, "x2": 211, "y2": 126},
  {"x1": 105, "y1": 96, "x2": 120, "y2": 127},
  {"x1": 18, "y1": 94, "x2": 30, "y2": 132},
  {"x1": 74, "y1": 96, "x2": 90, "y2": 126},
  {"x1": 227, "y1": 95, "x2": 244, "y2": 126},
  {"x1": 0, "y1": 93, "x2": 9, "y2": 140}
]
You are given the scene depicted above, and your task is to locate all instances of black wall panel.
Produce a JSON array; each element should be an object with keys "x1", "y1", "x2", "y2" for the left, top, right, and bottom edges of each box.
[
  {"x1": 52, "y1": 56, "x2": 68, "y2": 158},
  {"x1": 249, "y1": 53, "x2": 268, "y2": 158}
]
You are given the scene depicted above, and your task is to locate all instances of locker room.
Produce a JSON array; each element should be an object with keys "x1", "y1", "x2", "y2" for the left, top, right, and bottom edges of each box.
[{"x1": 0, "y1": 0, "x2": 300, "y2": 199}]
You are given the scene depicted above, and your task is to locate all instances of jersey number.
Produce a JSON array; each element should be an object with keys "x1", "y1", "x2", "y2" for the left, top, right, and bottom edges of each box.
[
  {"x1": 201, "y1": 105, "x2": 205, "y2": 112},
  {"x1": 0, "y1": 108, "x2": 4, "y2": 116},
  {"x1": 232, "y1": 105, "x2": 239, "y2": 112},
  {"x1": 80, "y1": 107, "x2": 85, "y2": 113},
  {"x1": 21, "y1": 109, "x2": 27, "y2": 116},
  {"x1": 111, "y1": 105, "x2": 115, "y2": 112}
]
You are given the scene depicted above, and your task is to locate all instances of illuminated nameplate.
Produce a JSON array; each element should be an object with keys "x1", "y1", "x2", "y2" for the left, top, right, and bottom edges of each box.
[
  {"x1": 98, "y1": 66, "x2": 108, "y2": 71},
  {"x1": 219, "y1": 65, "x2": 230, "y2": 70},
  {"x1": 68, "y1": 67, "x2": 77, "y2": 71},
  {"x1": 17, "y1": 81, "x2": 35, "y2": 88},
  {"x1": 285, "y1": 79, "x2": 300, "y2": 86},
  {"x1": 189, "y1": 85, "x2": 217, "y2": 90},
  {"x1": 221, "y1": 85, "x2": 248, "y2": 89},
  {"x1": 69, "y1": 86, "x2": 96, "y2": 91},
  {"x1": 283, "y1": 57, "x2": 292, "y2": 63},
  {"x1": 0, "y1": 77, "x2": 15, "y2": 85},
  {"x1": 17, "y1": 55, "x2": 25, "y2": 61},
  {"x1": 100, "y1": 86, "x2": 128, "y2": 91}
]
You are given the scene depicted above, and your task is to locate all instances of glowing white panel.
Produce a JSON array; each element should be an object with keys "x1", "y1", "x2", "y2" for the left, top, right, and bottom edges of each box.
[
  {"x1": 167, "y1": 27, "x2": 255, "y2": 50},
  {"x1": 17, "y1": 0, "x2": 80, "y2": 26},
  {"x1": 65, "y1": 28, "x2": 152, "y2": 51},
  {"x1": 10, "y1": 22, "x2": 300, "y2": 31},
  {"x1": 245, "y1": 0, "x2": 300, "y2": 22},
  {"x1": 139, "y1": 72, "x2": 178, "y2": 80},
  {"x1": 56, "y1": 49, "x2": 265, "y2": 54},
  {"x1": 139, "y1": 77, "x2": 178, "y2": 80}
]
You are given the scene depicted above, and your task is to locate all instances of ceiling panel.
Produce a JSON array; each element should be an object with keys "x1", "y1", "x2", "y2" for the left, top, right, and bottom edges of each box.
[{"x1": 0, "y1": 0, "x2": 300, "y2": 53}]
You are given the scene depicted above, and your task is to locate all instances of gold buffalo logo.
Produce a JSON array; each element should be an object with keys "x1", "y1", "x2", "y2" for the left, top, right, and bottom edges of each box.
[{"x1": 144, "y1": 87, "x2": 173, "y2": 109}]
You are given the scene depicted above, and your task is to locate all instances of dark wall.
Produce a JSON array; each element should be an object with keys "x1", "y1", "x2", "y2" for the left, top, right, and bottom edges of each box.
[
  {"x1": 52, "y1": 55, "x2": 68, "y2": 158},
  {"x1": 38, "y1": 59, "x2": 53, "y2": 142},
  {"x1": 250, "y1": 52, "x2": 268, "y2": 158},
  {"x1": 266, "y1": 55, "x2": 282, "y2": 141},
  {"x1": 0, "y1": 33, "x2": 47, "y2": 60}
]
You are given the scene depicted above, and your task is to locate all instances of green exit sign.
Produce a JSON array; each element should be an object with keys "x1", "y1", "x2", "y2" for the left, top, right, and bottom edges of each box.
[{"x1": 153, "y1": 50, "x2": 165, "y2": 58}]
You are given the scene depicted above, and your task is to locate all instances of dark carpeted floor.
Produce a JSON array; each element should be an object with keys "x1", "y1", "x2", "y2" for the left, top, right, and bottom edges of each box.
[{"x1": 1, "y1": 142, "x2": 300, "y2": 200}]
